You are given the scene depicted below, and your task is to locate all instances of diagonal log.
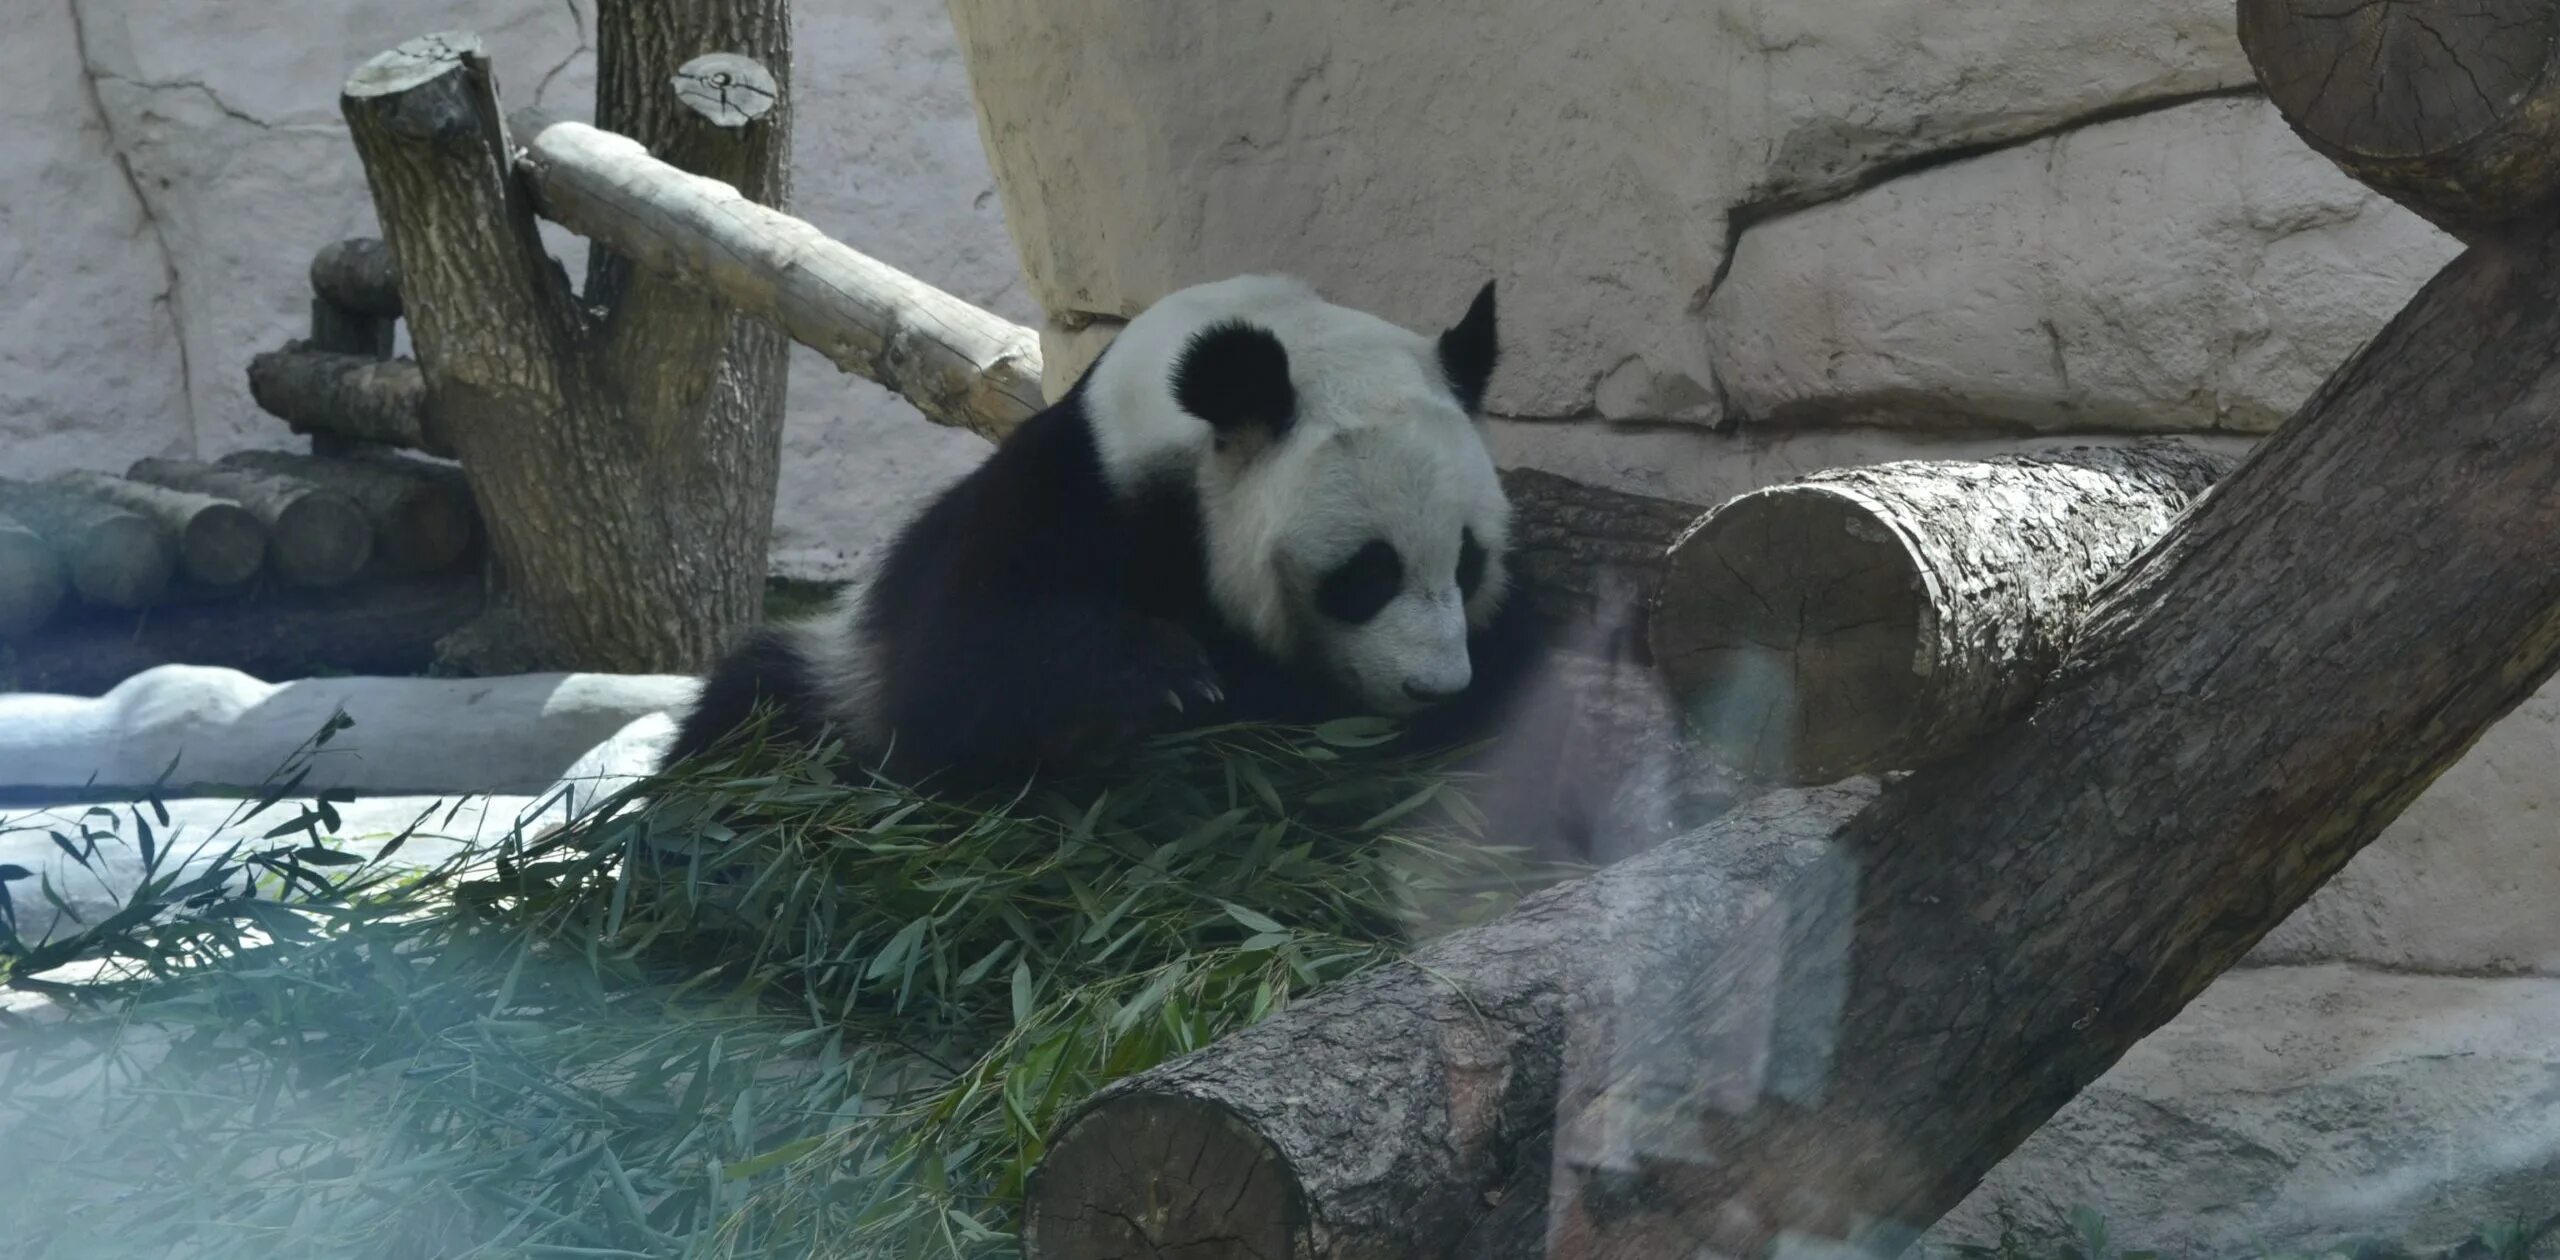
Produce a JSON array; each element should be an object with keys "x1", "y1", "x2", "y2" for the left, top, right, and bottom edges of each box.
[{"x1": 1022, "y1": 223, "x2": 2560, "y2": 1259}]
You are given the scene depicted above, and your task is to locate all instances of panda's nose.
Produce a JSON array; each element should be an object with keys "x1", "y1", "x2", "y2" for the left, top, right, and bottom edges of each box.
[{"x1": 1402, "y1": 678, "x2": 1465, "y2": 705}]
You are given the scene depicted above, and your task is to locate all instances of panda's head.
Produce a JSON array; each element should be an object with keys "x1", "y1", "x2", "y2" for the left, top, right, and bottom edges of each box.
[{"x1": 1089, "y1": 275, "x2": 1511, "y2": 716}]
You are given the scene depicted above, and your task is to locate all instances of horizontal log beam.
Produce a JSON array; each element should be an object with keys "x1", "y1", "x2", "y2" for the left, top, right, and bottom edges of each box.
[
  {"x1": 0, "y1": 512, "x2": 69, "y2": 639},
  {"x1": 218, "y1": 450, "x2": 476, "y2": 575},
  {"x1": 49, "y1": 470, "x2": 270, "y2": 589},
  {"x1": 126, "y1": 459, "x2": 373, "y2": 589},
  {"x1": 0, "y1": 479, "x2": 173, "y2": 611},
  {"x1": 246, "y1": 346, "x2": 448, "y2": 457}
]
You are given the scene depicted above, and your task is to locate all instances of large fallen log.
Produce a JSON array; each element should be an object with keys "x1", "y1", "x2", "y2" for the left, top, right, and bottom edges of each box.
[
  {"x1": 2241, "y1": 0, "x2": 2560, "y2": 242},
  {"x1": 126, "y1": 458, "x2": 373, "y2": 588},
  {"x1": 509, "y1": 108, "x2": 1044, "y2": 443},
  {"x1": 0, "y1": 480, "x2": 174, "y2": 611},
  {"x1": 1021, "y1": 227, "x2": 2560, "y2": 1260},
  {"x1": 246, "y1": 346, "x2": 447, "y2": 457},
  {"x1": 218, "y1": 449, "x2": 475, "y2": 575},
  {"x1": 49, "y1": 470, "x2": 270, "y2": 589},
  {"x1": 1651, "y1": 440, "x2": 2235, "y2": 783},
  {"x1": 0, "y1": 512, "x2": 69, "y2": 639}
]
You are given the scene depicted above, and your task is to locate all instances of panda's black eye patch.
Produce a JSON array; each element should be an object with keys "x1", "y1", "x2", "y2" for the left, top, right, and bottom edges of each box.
[
  {"x1": 1457, "y1": 528, "x2": 1487, "y2": 599},
  {"x1": 1316, "y1": 541, "x2": 1403, "y2": 624}
]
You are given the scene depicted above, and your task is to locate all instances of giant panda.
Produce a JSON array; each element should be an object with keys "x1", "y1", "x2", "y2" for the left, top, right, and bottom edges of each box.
[{"x1": 663, "y1": 273, "x2": 1556, "y2": 789}]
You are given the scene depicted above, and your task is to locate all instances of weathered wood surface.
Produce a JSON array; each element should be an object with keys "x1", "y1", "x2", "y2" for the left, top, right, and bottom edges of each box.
[
  {"x1": 0, "y1": 479, "x2": 174, "y2": 611},
  {"x1": 344, "y1": 25, "x2": 789, "y2": 673},
  {"x1": 127, "y1": 458, "x2": 372, "y2": 588},
  {"x1": 309, "y1": 236, "x2": 403, "y2": 318},
  {"x1": 48, "y1": 470, "x2": 270, "y2": 589},
  {"x1": 4, "y1": 569, "x2": 486, "y2": 697},
  {"x1": 247, "y1": 346, "x2": 446, "y2": 457},
  {"x1": 1498, "y1": 467, "x2": 1700, "y2": 659},
  {"x1": 1653, "y1": 440, "x2": 2235, "y2": 783},
  {"x1": 510, "y1": 108, "x2": 1044, "y2": 443},
  {"x1": 2240, "y1": 0, "x2": 2560, "y2": 240},
  {"x1": 218, "y1": 450, "x2": 476, "y2": 575},
  {"x1": 1022, "y1": 225, "x2": 2560, "y2": 1259},
  {"x1": 0, "y1": 512, "x2": 69, "y2": 639}
]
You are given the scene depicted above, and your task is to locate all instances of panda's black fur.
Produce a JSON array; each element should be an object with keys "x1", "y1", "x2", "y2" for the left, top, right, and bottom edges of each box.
[{"x1": 665, "y1": 276, "x2": 1555, "y2": 790}]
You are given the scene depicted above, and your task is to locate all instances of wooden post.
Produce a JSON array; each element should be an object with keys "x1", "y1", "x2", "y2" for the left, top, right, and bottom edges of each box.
[
  {"x1": 49, "y1": 470, "x2": 269, "y2": 589},
  {"x1": 126, "y1": 459, "x2": 371, "y2": 588}
]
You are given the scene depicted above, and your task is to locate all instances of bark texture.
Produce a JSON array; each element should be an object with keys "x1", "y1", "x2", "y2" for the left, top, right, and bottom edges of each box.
[
  {"x1": 247, "y1": 347, "x2": 447, "y2": 457},
  {"x1": 341, "y1": 19, "x2": 789, "y2": 672},
  {"x1": 127, "y1": 459, "x2": 372, "y2": 589},
  {"x1": 1498, "y1": 468, "x2": 1701, "y2": 659},
  {"x1": 309, "y1": 236, "x2": 404, "y2": 319},
  {"x1": 1023, "y1": 783, "x2": 1881, "y2": 1260},
  {"x1": 2239, "y1": 0, "x2": 2560, "y2": 239},
  {"x1": 218, "y1": 450, "x2": 476, "y2": 575},
  {"x1": 49, "y1": 470, "x2": 270, "y2": 589},
  {"x1": 1023, "y1": 227, "x2": 2560, "y2": 1260},
  {"x1": 0, "y1": 480, "x2": 173, "y2": 611},
  {"x1": 511, "y1": 111, "x2": 1044, "y2": 442},
  {"x1": 5, "y1": 570, "x2": 485, "y2": 697},
  {"x1": 0, "y1": 513, "x2": 69, "y2": 639},
  {"x1": 1653, "y1": 440, "x2": 2234, "y2": 783}
]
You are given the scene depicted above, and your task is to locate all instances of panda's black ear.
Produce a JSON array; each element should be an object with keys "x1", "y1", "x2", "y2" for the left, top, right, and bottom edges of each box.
[
  {"x1": 1173, "y1": 320, "x2": 1296, "y2": 443},
  {"x1": 1437, "y1": 280, "x2": 1500, "y2": 414}
]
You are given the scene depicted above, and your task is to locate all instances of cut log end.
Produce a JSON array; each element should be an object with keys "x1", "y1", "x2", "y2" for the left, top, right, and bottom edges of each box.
[
  {"x1": 2239, "y1": 0, "x2": 2560, "y2": 236},
  {"x1": 1655, "y1": 486, "x2": 1928, "y2": 783},
  {"x1": 0, "y1": 516, "x2": 69, "y2": 639},
  {"x1": 0, "y1": 482, "x2": 176, "y2": 611},
  {"x1": 344, "y1": 30, "x2": 483, "y2": 99},
  {"x1": 126, "y1": 459, "x2": 374, "y2": 589},
  {"x1": 1024, "y1": 1095, "x2": 1310, "y2": 1260},
  {"x1": 310, "y1": 237, "x2": 404, "y2": 319},
  {"x1": 49, "y1": 470, "x2": 269, "y2": 588},
  {"x1": 671, "y1": 53, "x2": 779, "y2": 129}
]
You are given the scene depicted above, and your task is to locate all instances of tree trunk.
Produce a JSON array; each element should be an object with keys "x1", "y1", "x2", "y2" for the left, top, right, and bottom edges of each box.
[
  {"x1": 1652, "y1": 440, "x2": 2234, "y2": 783},
  {"x1": 0, "y1": 480, "x2": 173, "y2": 611},
  {"x1": 217, "y1": 450, "x2": 476, "y2": 575},
  {"x1": 48, "y1": 470, "x2": 270, "y2": 589},
  {"x1": 511, "y1": 109, "x2": 1043, "y2": 442},
  {"x1": 340, "y1": 17, "x2": 789, "y2": 673},
  {"x1": 126, "y1": 458, "x2": 372, "y2": 589},
  {"x1": 247, "y1": 347, "x2": 446, "y2": 456},
  {"x1": 2239, "y1": 0, "x2": 2560, "y2": 241},
  {"x1": 1022, "y1": 223, "x2": 2560, "y2": 1260},
  {"x1": 0, "y1": 513, "x2": 69, "y2": 639},
  {"x1": 309, "y1": 236, "x2": 404, "y2": 319}
]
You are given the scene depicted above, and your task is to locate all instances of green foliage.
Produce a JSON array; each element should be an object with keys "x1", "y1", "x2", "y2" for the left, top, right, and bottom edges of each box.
[{"x1": 0, "y1": 710, "x2": 1569, "y2": 1259}]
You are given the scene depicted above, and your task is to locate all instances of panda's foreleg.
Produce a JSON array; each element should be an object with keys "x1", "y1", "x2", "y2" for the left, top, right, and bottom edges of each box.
[{"x1": 877, "y1": 595, "x2": 1227, "y2": 776}]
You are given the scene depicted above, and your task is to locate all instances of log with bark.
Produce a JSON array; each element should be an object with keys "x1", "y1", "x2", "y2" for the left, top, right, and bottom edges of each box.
[
  {"x1": 1020, "y1": 221, "x2": 2560, "y2": 1260},
  {"x1": 218, "y1": 450, "x2": 476, "y2": 575},
  {"x1": 2240, "y1": 0, "x2": 2560, "y2": 242},
  {"x1": 0, "y1": 480, "x2": 175, "y2": 612},
  {"x1": 247, "y1": 346, "x2": 446, "y2": 457},
  {"x1": 1651, "y1": 440, "x2": 2235, "y2": 783},
  {"x1": 1498, "y1": 468, "x2": 1702, "y2": 657},
  {"x1": 126, "y1": 458, "x2": 372, "y2": 588},
  {"x1": 342, "y1": 23, "x2": 790, "y2": 673},
  {"x1": 309, "y1": 236, "x2": 403, "y2": 319},
  {"x1": 0, "y1": 512, "x2": 69, "y2": 639},
  {"x1": 48, "y1": 470, "x2": 270, "y2": 589}
]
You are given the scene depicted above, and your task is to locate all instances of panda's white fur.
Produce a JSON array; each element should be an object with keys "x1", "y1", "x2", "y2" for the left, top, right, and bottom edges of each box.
[{"x1": 666, "y1": 273, "x2": 1542, "y2": 781}]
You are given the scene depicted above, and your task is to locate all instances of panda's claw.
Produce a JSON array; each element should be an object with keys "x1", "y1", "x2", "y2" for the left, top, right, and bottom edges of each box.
[
  {"x1": 1164, "y1": 689, "x2": 1186, "y2": 714},
  {"x1": 1203, "y1": 681, "x2": 1227, "y2": 705}
]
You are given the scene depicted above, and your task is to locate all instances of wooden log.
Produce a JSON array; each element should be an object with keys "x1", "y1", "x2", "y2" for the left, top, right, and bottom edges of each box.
[
  {"x1": 0, "y1": 480, "x2": 174, "y2": 611},
  {"x1": 46, "y1": 470, "x2": 269, "y2": 589},
  {"x1": 509, "y1": 108, "x2": 1046, "y2": 442},
  {"x1": 308, "y1": 236, "x2": 403, "y2": 319},
  {"x1": 217, "y1": 450, "x2": 476, "y2": 574},
  {"x1": 1498, "y1": 467, "x2": 1701, "y2": 659},
  {"x1": 245, "y1": 345, "x2": 447, "y2": 457},
  {"x1": 2239, "y1": 0, "x2": 2560, "y2": 240},
  {"x1": 0, "y1": 512, "x2": 69, "y2": 639},
  {"x1": 1652, "y1": 440, "x2": 2235, "y2": 784},
  {"x1": 4, "y1": 568, "x2": 486, "y2": 696},
  {"x1": 126, "y1": 458, "x2": 372, "y2": 588},
  {"x1": 1023, "y1": 226, "x2": 2560, "y2": 1260}
]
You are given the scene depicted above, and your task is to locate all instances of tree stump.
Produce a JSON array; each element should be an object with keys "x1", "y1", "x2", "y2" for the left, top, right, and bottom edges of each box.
[
  {"x1": 1652, "y1": 441, "x2": 2234, "y2": 783},
  {"x1": 0, "y1": 480, "x2": 174, "y2": 611},
  {"x1": 126, "y1": 458, "x2": 371, "y2": 588},
  {"x1": 48, "y1": 470, "x2": 269, "y2": 589}
]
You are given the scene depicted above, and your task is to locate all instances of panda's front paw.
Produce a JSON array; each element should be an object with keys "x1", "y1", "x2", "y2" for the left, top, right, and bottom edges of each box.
[{"x1": 1131, "y1": 619, "x2": 1225, "y2": 719}]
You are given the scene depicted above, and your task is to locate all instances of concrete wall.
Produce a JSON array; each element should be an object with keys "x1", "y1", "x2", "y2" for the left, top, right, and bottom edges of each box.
[{"x1": 2, "y1": 0, "x2": 1012, "y2": 580}]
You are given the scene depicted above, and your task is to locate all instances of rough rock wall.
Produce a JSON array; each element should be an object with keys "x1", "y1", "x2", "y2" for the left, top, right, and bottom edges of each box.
[{"x1": 2, "y1": 0, "x2": 1015, "y2": 580}]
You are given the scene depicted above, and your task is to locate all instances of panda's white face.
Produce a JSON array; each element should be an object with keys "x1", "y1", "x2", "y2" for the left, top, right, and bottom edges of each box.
[{"x1": 1086, "y1": 273, "x2": 1512, "y2": 716}]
